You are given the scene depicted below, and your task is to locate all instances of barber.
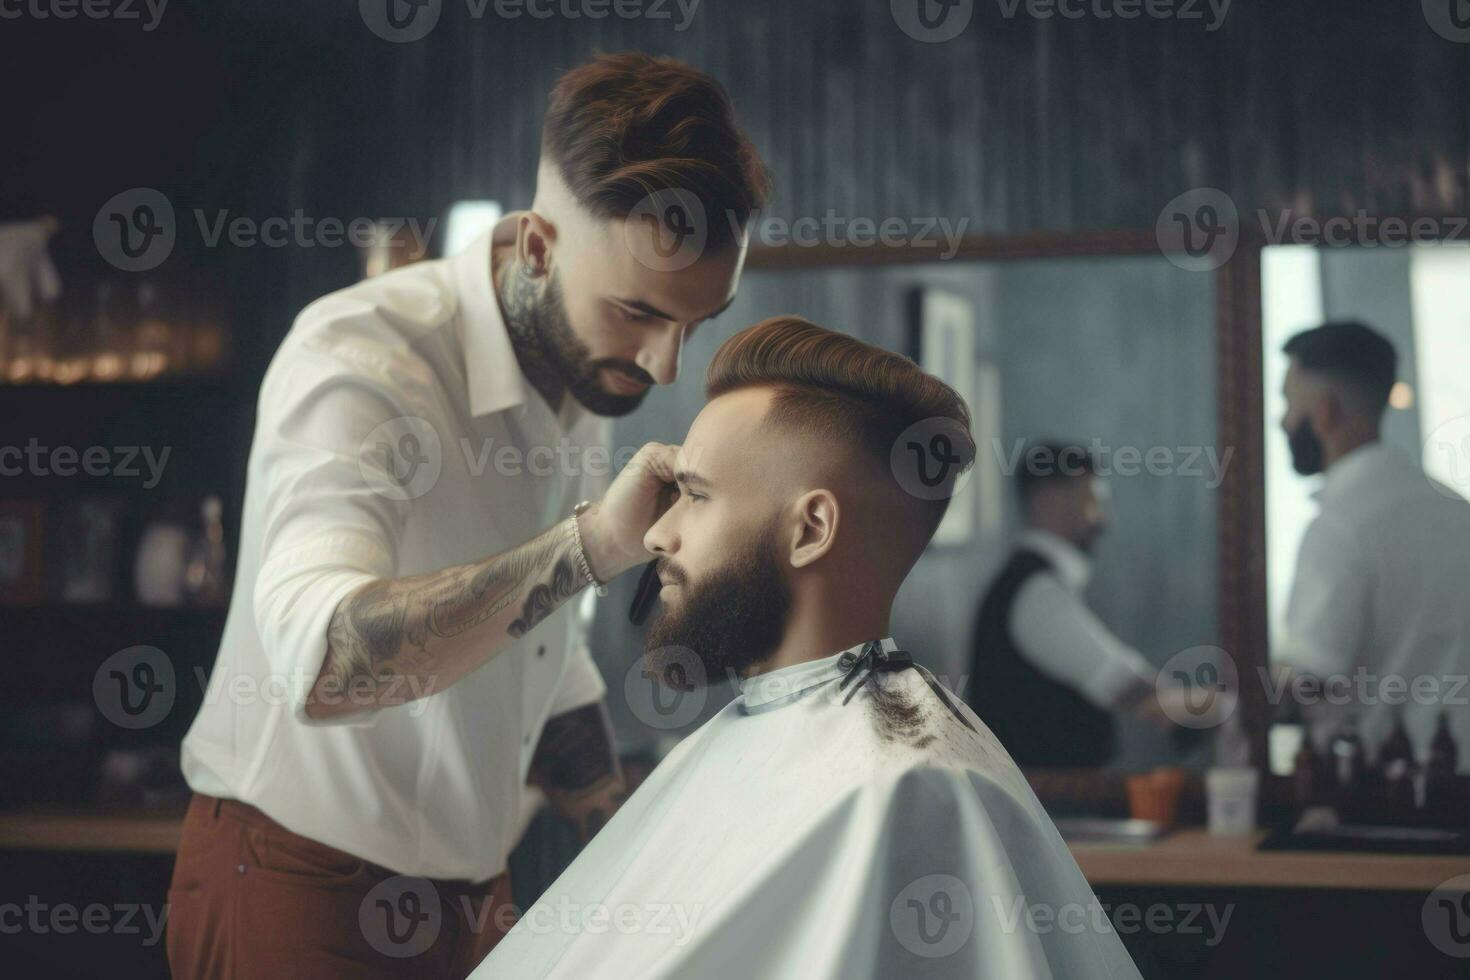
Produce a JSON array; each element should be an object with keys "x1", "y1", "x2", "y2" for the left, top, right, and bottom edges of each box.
[{"x1": 167, "y1": 52, "x2": 770, "y2": 979}]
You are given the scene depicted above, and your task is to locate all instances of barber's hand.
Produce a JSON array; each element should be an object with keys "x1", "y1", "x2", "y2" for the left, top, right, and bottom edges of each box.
[
  {"x1": 0, "y1": 217, "x2": 62, "y2": 320},
  {"x1": 577, "y1": 442, "x2": 680, "y2": 581}
]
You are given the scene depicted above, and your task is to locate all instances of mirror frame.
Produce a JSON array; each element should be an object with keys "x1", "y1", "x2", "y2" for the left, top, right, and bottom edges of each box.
[{"x1": 748, "y1": 230, "x2": 1272, "y2": 776}]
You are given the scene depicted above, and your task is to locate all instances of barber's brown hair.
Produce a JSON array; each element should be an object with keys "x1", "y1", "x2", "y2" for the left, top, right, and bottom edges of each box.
[
  {"x1": 706, "y1": 315, "x2": 976, "y2": 540},
  {"x1": 542, "y1": 52, "x2": 771, "y2": 250}
]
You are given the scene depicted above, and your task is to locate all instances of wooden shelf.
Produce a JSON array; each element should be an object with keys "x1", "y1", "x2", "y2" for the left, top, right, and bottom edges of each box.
[{"x1": 1071, "y1": 828, "x2": 1470, "y2": 892}]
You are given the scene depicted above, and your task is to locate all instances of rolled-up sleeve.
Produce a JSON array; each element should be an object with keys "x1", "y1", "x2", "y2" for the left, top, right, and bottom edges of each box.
[
  {"x1": 251, "y1": 341, "x2": 418, "y2": 727},
  {"x1": 1010, "y1": 573, "x2": 1156, "y2": 710}
]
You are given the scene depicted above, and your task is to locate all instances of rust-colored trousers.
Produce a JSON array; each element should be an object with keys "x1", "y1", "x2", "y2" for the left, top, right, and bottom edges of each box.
[{"x1": 166, "y1": 794, "x2": 516, "y2": 979}]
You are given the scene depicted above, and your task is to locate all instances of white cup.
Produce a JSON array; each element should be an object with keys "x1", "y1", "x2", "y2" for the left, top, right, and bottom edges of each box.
[{"x1": 1206, "y1": 766, "x2": 1259, "y2": 837}]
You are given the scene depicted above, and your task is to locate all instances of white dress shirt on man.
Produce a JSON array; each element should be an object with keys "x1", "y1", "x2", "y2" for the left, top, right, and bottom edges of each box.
[
  {"x1": 1278, "y1": 441, "x2": 1470, "y2": 769},
  {"x1": 180, "y1": 225, "x2": 611, "y2": 880},
  {"x1": 1007, "y1": 529, "x2": 1155, "y2": 710}
]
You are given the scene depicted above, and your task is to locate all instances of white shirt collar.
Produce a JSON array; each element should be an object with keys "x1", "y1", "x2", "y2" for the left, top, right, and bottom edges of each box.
[
  {"x1": 738, "y1": 637, "x2": 901, "y2": 710},
  {"x1": 1017, "y1": 528, "x2": 1092, "y2": 592},
  {"x1": 453, "y1": 221, "x2": 585, "y2": 425}
]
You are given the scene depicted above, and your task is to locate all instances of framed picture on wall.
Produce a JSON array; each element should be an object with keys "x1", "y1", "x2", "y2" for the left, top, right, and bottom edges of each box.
[
  {"x1": 0, "y1": 501, "x2": 44, "y2": 605},
  {"x1": 907, "y1": 286, "x2": 981, "y2": 547}
]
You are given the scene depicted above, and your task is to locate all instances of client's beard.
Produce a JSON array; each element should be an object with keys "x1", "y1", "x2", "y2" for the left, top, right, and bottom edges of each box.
[
  {"x1": 510, "y1": 270, "x2": 652, "y2": 418},
  {"x1": 1288, "y1": 417, "x2": 1325, "y2": 475},
  {"x1": 642, "y1": 527, "x2": 793, "y2": 691}
]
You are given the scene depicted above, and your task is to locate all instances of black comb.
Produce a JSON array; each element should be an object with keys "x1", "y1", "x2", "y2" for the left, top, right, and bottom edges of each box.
[{"x1": 628, "y1": 560, "x2": 661, "y2": 625}]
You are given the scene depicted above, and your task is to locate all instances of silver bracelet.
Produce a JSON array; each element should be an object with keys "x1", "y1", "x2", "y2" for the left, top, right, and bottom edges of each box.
[{"x1": 569, "y1": 500, "x2": 608, "y2": 597}]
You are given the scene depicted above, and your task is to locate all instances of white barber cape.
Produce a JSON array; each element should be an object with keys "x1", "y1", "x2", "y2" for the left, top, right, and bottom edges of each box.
[{"x1": 478, "y1": 637, "x2": 1142, "y2": 979}]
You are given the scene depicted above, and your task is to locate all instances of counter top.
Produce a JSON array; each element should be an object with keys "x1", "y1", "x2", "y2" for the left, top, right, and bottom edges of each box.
[{"x1": 3, "y1": 810, "x2": 1468, "y2": 891}]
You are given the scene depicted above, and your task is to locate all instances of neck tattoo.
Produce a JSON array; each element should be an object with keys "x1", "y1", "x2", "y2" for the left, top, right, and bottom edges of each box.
[{"x1": 495, "y1": 253, "x2": 566, "y2": 410}]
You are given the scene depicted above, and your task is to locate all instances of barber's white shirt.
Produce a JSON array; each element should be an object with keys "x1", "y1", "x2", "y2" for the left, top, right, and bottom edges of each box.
[
  {"x1": 1008, "y1": 530, "x2": 1154, "y2": 709},
  {"x1": 1279, "y1": 442, "x2": 1470, "y2": 770},
  {"x1": 180, "y1": 227, "x2": 611, "y2": 880}
]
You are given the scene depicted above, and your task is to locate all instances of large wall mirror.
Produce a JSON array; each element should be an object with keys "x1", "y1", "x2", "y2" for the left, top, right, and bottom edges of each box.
[{"x1": 591, "y1": 233, "x2": 1248, "y2": 794}]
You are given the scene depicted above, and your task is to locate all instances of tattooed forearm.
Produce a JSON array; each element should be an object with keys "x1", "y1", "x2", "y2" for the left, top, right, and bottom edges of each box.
[
  {"x1": 529, "y1": 702, "x2": 628, "y2": 843},
  {"x1": 307, "y1": 518, "x2": 592, "y2": 719}
]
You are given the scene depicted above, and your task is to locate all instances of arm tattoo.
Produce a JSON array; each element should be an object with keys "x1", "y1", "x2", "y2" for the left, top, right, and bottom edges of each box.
[
  {"x1": 315, "y1": 519, "x2": 592, "y2": 713},
  {"x1": 529, "y1": 702, "x2": 628, "y2": 843}
]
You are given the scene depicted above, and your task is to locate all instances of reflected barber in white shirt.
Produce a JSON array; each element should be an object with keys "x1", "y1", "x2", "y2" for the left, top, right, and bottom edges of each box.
[
  {"x1": 169, "y1": 53, "x2": 770, "y2": 979},
  {"x1": 968, "y1": 443, "x2": 1199, "y2": 768},
  {"x1": 1275, "y1": 320, "x2": 1470, "y2": 769}
]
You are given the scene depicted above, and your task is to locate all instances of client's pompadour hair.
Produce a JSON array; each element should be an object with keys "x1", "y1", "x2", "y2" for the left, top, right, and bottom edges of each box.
[{"x1": 705, "y1": 315, "x2": 976, "y2": 540}]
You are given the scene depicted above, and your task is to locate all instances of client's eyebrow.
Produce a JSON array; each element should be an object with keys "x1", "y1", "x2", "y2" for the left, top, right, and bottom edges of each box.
[{"x1": 674, "y1": 468, "x2": 712, "y2": 489}]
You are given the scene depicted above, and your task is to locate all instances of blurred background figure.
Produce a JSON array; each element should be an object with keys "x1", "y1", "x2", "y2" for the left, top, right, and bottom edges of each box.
[
  {"x1": 1274, "y1": 321, "x2": 1470, "y2": 770},
  {"x1": 968, "y1": 442, "x2": 1188, "y2": 768}
]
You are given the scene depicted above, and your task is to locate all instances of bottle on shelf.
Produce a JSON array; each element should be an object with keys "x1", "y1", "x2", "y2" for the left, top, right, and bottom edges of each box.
[
  {"x1": 1423, "y1": 712, "x2": 1461, "y2": 825},
  {"x1": 183, "y1": 495, "x2": 230, "y2": 607}
]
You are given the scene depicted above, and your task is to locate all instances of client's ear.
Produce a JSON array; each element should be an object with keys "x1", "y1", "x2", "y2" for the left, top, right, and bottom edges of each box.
[{"x1": 788, "y1": 489, "x2": 838, "y2": 569}]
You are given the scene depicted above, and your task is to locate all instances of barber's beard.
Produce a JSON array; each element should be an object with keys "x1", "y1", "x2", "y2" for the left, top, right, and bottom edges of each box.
[
  {"x1": 642, "y1": 527, "x2": 793, "y2": 691},
  {"x1": 1288, "y1": 418, "x2": 1325, "y2": 475},
  {"x1": 507, "y1": 270, "x2": 651, "y2": 418}
]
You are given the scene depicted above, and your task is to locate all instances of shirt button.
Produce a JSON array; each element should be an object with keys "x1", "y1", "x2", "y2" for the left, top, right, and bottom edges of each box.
[{"x1": 537, "y1": 645, "x2": 546, "y2": 658}]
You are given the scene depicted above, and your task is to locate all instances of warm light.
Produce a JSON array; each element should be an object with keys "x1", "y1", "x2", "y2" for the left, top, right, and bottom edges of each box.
[{"x1": 1388, "y1": 381, "x2": 1414, "y2": 410}]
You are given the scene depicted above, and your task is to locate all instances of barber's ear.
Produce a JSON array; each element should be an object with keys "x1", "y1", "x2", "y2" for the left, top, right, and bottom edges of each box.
[
  {"x1": 1311, "y1": 389, "x2": 1341, "y2": 433},
  {"x1": 517, "y1": 212, "x2": 557, "y2": 279},
  {"x1": 788, "y1": 489, "x2": 838, "y2": 569}
]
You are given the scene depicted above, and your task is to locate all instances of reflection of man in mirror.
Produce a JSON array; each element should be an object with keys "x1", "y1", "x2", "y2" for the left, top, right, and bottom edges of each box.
[
  {"x1": 968, "y1": 443, "x2": 1189, "y2": 768},
  {"x1": 1276, "y1": 320, "x2": 1470, "y2": 769}
]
